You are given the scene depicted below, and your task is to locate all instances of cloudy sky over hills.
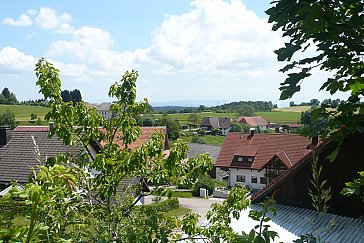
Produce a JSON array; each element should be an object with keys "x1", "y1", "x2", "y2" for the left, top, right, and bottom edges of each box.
[{"x1": 0, "y1": 0, "x2": 347, "y2": 106}]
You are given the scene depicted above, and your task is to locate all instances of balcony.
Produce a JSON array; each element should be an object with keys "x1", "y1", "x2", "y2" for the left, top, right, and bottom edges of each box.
[{"x1": 265, "y1": 169, "x2": 285, "y2": 178}]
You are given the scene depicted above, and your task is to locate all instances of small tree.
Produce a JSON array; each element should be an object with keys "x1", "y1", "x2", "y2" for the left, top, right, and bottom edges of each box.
[
  {"x1": 187, "y1": 113, "x2": 200, "y2": 125},
  {"x1": 30, "y1": 113, "x2": 37, "y2": 121},
  {"x1": 0, "y1": 110, "x2": 18, "y2": 129}
]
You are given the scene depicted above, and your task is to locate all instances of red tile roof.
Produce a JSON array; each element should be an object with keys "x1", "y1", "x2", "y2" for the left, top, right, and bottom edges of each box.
[
  {"x1": 251, "y1": 138, "x2": 332, "y2": 201},
  {"x1": 215, "y1": 133, "x2": 315, "y2": 170},
  {"x1": 100, "y1": 126, "x2": 168, "y2": 150},
  {"x1": 14, "y1": 126, "x2": 50, "y2": 132},
  {"x1": 237, "y1": 116, "x2": 269, "y2": 126}
]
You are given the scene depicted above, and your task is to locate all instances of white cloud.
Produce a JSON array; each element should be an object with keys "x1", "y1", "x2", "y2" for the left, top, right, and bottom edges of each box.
[
  {"x1": 0, "y1": 47, "x2": 37, "y2": 74},
  {"x1": 35, "y1": 7, "x2": 73, "y2": 32},
  {"x1": 47, "y1": 26, "x2": 147, "y2": 74},
  {"x1": 3, "y1": 14, "x2": 33, "y2": 26},
  {"x1": 148, "y1": 0, "x2": 283, "y2": 77}
]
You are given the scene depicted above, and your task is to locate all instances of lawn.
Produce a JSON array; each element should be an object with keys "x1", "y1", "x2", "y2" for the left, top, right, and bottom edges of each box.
[
  {"x1": 171, "y1": 191, "x2": 193, "y2": 198},
  {"x1": 0, "y1": 105, "x2": 50, "y2": 121},
  {"x1": 180, "y1": 135, "x2": 225, "y2": 146},
  {"x1": 166, "y1": 206, "x2": 192, "y2": 217}
]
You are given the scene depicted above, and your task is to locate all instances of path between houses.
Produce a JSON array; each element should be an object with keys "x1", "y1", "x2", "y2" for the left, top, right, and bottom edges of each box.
[{"x1": 144, "y1": 196, "x2": 224, "y2": 224}]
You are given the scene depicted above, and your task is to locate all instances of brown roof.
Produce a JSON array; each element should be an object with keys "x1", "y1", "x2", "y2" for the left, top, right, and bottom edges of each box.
[
  {"x1": 100, "y1": 126, "x2": 168, "y2": 150},
  {"x1": 282, "y1": 124, "x2": 303, "y2": 128},
  {"x1": 215, "y1": 133, "x2": 314, "y2": 170},
  {"x1": 251, "y1": 138, "x2": 333, "y2": 202},
  {"x1": 237, "y1": 116, "x2": 269, "y2": 126}
]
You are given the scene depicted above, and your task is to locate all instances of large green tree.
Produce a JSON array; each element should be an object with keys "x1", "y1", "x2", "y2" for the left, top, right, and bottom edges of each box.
[
  {"x1": 267, "y1": 0, "x2": 364, "y2": 204},
  {"x1": 266, "y1": 0, "x2": 364, "y2": 138}
]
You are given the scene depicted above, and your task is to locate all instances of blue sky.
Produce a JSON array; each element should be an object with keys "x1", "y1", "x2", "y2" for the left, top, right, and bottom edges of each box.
[{"x1": 0, "y1": 0, "x2": 346, "y2": 106}]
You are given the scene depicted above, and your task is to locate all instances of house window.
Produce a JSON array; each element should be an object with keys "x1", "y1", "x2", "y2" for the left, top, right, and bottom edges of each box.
[
  {"x1": 237, "y1": 157, "x2": 243, "y2": 162},
  {"x1": 247, "y1": 157, "x2": 253, "y2": 163},
  {"x1": 251, "y1": 176, "x2": 257, "y2": 183},
  {"x1": 236, "y1": 175, "x2": 245, "y2": 182},
  {"x1": 260, "y1": 177, "x2": 267, "y2": 184}
]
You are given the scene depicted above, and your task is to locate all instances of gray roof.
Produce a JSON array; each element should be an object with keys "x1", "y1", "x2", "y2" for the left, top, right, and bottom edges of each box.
[
  {"x1": 96, "y1": 102, "x2": 112, "y2": 111},
  {"x1": 187, "y1": 143, "x2": 221, "y2": 162},
  {"x1": 232, "y1": 203, "x2": 364, "y2": 242},
  {"x1": 0, "y1": 130, "x2": 80, "y2": 184},
  {"x1": 200, "y1": 117, "x2": 232, "y2": 129}
]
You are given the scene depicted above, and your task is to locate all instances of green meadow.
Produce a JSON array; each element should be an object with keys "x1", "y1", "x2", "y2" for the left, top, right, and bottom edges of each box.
[{"x1": 0, "y1": 104, "x2": 50, "y2": 121}]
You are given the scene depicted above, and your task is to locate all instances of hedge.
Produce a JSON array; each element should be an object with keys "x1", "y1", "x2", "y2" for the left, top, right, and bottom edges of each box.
[{"x1": 142, "y1": 198, "x2": 179, "y2": 215}]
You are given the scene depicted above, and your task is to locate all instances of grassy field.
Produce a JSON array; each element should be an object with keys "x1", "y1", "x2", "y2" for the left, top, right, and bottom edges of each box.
[
  {"x1": 0, "y1": 104, "x2": 49, "y2": 121},
  {"x1": 273, "y1": 106, "x2": 311, "y2": 112},
  {"x1": 256, "y1": 111, "x2": 301, "y2": 124}
]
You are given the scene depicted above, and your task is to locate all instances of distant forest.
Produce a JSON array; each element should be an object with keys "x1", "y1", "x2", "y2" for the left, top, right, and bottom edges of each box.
[{"x1": 152, "y1": 100, "x2": 275, "y2": 114}]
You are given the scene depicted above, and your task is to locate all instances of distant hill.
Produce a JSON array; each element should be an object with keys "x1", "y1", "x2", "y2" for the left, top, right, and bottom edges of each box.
[
  {"x1": 152, "y1": 106, "x2": 197, "y2": 113},
  {"x1": 210, "y1": 100, "x2": 274, "y2": 112}
]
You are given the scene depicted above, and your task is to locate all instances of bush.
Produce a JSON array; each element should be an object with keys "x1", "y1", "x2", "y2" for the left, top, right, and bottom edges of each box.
[
  {"x1": 191, "y1": 135, "x2": 206, "y2": 144},
  {"x1": 142, "y1": 198, "x2": 179, "y2": 215},
  {"x1": 191, "y1": 175, "x2": 215, "y2": 197}
]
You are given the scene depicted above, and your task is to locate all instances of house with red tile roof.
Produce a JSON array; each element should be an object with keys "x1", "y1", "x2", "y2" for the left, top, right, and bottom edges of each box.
[
  {"x1": 99, "y1": 126, "x2": 169, "y2": 150},
  {"x1": 215, "y1": 130, "x2": 317, "y2": 190},
  {"x1": 237, "y1": 116, "x2": 269, "y2": 131},
  {"x1": 252, "y1": 131, "x2": 364, "y2": 218}
]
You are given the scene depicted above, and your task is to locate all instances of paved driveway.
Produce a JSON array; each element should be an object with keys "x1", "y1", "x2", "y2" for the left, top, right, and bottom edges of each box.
[{"x1": 145, "y1": 196, "x2": 224, "y2": 223}]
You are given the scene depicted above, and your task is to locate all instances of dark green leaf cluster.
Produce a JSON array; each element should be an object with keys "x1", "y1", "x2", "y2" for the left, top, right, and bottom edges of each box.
[{"x1": 267, "y1": 0, "x2": 364, "y2": 137}]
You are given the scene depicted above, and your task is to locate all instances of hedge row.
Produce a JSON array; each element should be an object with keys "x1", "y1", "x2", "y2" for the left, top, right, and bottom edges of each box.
[{"x1": 142, "y1": 198, "x2": 179, "y2": 214}]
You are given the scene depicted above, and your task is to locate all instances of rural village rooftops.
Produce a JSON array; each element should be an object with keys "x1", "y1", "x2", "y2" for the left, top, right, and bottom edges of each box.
[
  {"x1": 99, "y1": 126, "x2": 169, "y2": 150},
  {"x1": 215, "y1": 132, "x2": 316, "y2": 170},
  {"x1": 237, "y1": 116, "x2": 269, "y2": 126}
]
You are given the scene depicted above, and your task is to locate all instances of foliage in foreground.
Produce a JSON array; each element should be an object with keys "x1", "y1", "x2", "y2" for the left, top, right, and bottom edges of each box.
[{"x1": 0, "y1": 59, "x2": 279, "y2": 242}]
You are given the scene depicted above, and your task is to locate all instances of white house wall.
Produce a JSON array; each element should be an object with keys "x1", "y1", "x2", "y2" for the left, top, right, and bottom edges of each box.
[{"x1": 229, "y1": 168, "x2": 266, "y2": 190}]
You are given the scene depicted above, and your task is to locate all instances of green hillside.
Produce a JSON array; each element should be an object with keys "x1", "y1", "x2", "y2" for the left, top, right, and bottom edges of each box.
[{"x1": 0, "y1": 105, "x2": 50, "y2": 121}]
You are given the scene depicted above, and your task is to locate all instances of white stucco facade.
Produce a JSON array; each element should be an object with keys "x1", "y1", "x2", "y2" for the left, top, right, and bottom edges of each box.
[{"x1": 229, "y1": 168, "x2": 267, "y2": 190}]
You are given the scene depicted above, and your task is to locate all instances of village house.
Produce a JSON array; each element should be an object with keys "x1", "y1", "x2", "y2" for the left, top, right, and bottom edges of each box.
[
  {"x1": 281, "y1": 123, "x2": 303, "y2": 133},
  {"x1": 199, "y1": 116, "x2": 232, "y2": 135},
  {"x1": 215, "y1": 129, "x2": 316, "y2": 191},
  {"x1": 96, "y1": 102, "x2": 113, "y2": 120},
  {"x1": 237, "y1": 116, "x2": 269, "y2": 131},
  {"x1": 252, "y1": 130, "x2": 364, "y2": 218},
  {"x1": 0, "y1": 125, "x2": 163, "y2": 202}
]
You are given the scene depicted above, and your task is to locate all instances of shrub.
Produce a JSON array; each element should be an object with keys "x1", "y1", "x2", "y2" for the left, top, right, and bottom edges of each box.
[
  {"x1": 191, "y1": 135, "x2": 206, "y2": 144},
  {"x1": 191, "y1": 175, "x2": 215, "y2": 197}
]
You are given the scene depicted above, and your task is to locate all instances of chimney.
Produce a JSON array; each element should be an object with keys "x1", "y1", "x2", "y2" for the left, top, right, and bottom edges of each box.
[
  {"x1": 0, "y1": 127, "x2": 11, "y2": 147},
  {"x1": 49, "y1": 122, "x2": 54, "y2": 130},
  {"x1": 312, "y1": 135, "x2": 318, "y2": 145},
  {"x1": 250, "y1": 128, "x2": 255, "y2": 137}
]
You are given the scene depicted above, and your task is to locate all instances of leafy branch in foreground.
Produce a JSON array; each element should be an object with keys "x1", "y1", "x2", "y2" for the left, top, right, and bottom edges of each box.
[
  {"x1": 267, "y1": 0, "x2": 364, "y2": 139},
  {"x1": 308, "y1": 154, "x2": 331, "y2": 213},
  {"x1": 1, "y1": 58, "x2": 267, "y2": 242}
]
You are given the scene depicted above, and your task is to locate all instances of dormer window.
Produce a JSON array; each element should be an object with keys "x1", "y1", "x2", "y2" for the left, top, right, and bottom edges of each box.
[
  {"x1": 237, "y1": 157, "x2": 243, "y2": 162},
  {"x1": 247, "y1": 157, "x2": 253, "y2": 163}
]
